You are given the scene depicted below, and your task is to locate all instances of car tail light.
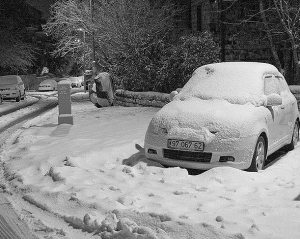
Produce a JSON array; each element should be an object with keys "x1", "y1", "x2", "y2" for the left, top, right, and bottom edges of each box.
[{"x1": 219, "y1": 156, "x2": 235, "y2": 162}]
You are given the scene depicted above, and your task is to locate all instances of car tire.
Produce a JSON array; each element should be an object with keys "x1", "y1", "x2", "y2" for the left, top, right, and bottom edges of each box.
[
  {"x1": 21, "y1": 90, "x2": 25, "y2": 100},
  {"x1": 285, "y1": 122, "x2": 299, "y2": 151},
  {"x1": 16, "y1": 93, "x2": 21, "y2": 102},
  {"x1": 247, "y1": 136, "x2": 266, "y2": 172}
]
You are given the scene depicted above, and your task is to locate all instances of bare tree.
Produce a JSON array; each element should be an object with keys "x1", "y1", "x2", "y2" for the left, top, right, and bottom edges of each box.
[
  {"x1": 43, "y1": 0, "x2": 178, "y2": 68},
  {"x1": 219, "y1": 0, "x2": 300, "y2": 83},
  {"x1": 272, "y1": 0, "x2": 300, "y2": 83},
  {"x1": 0, "y1": 28, "x2": 35, "y2": 74},
  {"x1": 259, "y1": 0, "x2": 283, "y2": 72},
  {"x1": 43, "y1": 0, "x2": 91, "y2": 62}
]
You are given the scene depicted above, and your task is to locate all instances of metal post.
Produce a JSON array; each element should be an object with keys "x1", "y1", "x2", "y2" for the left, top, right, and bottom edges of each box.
[
  {"x1": 83, "y1": 31, "x2": 86, "y2": 71},
  {"x1": 58, "y1": 80, "x2": 73, "y2": 125}
]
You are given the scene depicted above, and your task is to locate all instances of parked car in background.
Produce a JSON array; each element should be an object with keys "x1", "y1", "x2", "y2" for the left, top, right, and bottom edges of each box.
[
  {"x1": 38, "y1": 79, "x2": 58, "y2": 91},
  {"x1": 69, "y1": 77, "x2": 82, "y2": 88},
  {"x1": 84, "y1": 70, "x2": 93, "y2": 91},
  {"x1": 144, "y1": 62, "x2": 299, "y2": 172},
  {"x1": 0, "y1": 75, "x2": 25, "y2": 102}
]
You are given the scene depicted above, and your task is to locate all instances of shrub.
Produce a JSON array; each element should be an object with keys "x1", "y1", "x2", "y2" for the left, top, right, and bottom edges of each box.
[
  {"x1": 158, "y1": 31, "x2": 220, "y2": 92},
  {"x1": 110, "y1": 31, "x2": 220, "y2": 93}
]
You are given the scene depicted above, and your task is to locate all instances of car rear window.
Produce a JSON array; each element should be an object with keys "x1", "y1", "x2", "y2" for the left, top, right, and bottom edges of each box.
[{"x1": 0, "y1": 75, "x2": 18, "y2": 85}]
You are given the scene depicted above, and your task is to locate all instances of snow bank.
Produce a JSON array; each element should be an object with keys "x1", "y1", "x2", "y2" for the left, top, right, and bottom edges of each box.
[{"x1": 115, "y1": 90, "x2": 170, "y2": 107}]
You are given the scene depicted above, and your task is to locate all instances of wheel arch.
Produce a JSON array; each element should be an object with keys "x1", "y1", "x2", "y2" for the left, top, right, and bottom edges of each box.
[{"x1": 259, "y1": 131, "x2": 268, "y2": 154}]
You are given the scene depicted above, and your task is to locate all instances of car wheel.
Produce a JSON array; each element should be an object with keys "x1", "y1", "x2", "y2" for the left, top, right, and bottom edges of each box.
[
  {"x1": 286, "y1": 122, "x2": 299, "y2": 151},
  {"x1": 16, "y1": 93, "x2": 21, "y2": 102},
  {"x1": 21, "y1": 90, "x2": 25, "y2": 100},
  {"x1": 247, "y1": 136, "x2": 266, "y2": 172}
]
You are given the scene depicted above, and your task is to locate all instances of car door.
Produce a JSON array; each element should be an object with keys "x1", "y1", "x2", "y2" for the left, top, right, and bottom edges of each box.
[
  {"x1": 276, "y1": 75, "x2": 297, "y2": 140},
  {"x1": 264, "y1": 74, "x2": 286, "y2": 150}
]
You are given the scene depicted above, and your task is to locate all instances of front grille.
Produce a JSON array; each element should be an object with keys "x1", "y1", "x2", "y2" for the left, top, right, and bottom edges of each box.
[{"x1": 163, "y1": 149, "x2": 212, "y2": 163}]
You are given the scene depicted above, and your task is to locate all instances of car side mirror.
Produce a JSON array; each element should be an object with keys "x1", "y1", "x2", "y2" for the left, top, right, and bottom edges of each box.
[
  {"x1": 169, "y1": 91, "x2": 178, "y2": 101},
  {"x1": 266, "y1": 93, "x2": 282, "y2": 106},
  {"x1": 169, "y1": 88, "x2": 182, "y2": 101}
]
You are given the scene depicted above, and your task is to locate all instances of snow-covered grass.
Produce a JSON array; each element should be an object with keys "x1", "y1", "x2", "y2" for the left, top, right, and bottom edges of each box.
[{"x1": 0, "y1": 95, "x2": 300, "y2": 239}]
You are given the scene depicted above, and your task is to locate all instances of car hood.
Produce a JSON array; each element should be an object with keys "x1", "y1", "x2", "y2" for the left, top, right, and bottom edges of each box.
[{"x1": 148, "y1": 98, "x2": 267, "y2": 143}]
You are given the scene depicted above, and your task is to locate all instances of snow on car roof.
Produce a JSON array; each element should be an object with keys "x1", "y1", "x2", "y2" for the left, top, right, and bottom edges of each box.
[{"x1": 177, "y1": 62, "x2": 281, "y2": 106}]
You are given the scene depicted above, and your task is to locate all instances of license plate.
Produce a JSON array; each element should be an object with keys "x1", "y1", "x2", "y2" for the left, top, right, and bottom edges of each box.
[{"x1": 167, "y1": 139, "x2": 204, "y2": 151}]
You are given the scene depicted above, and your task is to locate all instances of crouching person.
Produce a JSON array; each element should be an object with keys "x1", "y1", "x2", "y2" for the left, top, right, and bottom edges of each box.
[{"x1": 89, "y1": 63, "x2": 114, "y2": 108}]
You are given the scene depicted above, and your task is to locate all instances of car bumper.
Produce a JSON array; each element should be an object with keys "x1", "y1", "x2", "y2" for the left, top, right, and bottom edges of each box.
[
  {"x1": 39, "y1": 87, "x2": 54, "y2": 91},
  {"x1": 0, "y1": 90, "x2": 19, "y2": 99},
  {"x1": 144, "y1": 134, "x2": 257, "y2": 170}
]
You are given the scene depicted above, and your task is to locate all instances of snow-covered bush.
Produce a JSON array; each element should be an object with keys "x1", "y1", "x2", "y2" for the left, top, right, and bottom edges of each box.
[
  {"x1": 109, "y1": 36, "x2": 167, "y2": 93},
  {"x1": 158, "y1": 31, "x2": 220, "y2": 92},
  {"x1": 111, "y1": 31, "x2": 220, "y2": 93}
]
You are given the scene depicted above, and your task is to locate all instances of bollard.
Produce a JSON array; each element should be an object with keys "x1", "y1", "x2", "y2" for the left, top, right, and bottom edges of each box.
[{"x1": 58, "y1": 80, "x2": 73, "y2": 125}]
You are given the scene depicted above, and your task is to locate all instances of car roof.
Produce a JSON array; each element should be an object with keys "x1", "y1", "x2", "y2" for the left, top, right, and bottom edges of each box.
[
  {"x1": 0, "y1": 75, "x2": 21, "y2": 83},
  {"x1": 198, "y1": 62, "x2": 280, "y2": 76},
  {"x1": 178, "y1": 62, "x2": 281, "y2": 106}
]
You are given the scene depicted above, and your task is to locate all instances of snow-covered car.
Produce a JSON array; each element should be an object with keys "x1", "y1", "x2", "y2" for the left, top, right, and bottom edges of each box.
[
  {"x1": 144, "y1": 62, "x2": 300, "y2": 172},
  {"x1": 38, "y1": 79, "x2": 58, "y2": 91},
  {"x1": 69, "y1": 77, "x2": 82, "y2": 88},
  {"x1": 0, "y1": 75, "x2": 26, "y2": 102}
]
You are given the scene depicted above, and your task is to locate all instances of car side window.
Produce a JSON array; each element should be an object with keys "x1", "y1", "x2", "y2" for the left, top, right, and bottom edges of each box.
[
  {"x1": 276, "y1": 76, "x2": 289, "y2": 93},
  {"x1": 264, "y1": 74, "x2": 280, "y2": 95}
]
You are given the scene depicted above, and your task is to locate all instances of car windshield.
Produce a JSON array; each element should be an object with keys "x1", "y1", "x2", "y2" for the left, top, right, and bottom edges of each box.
[
  {"x1": 177, "y1": 62, "x2": 280, "y2": 106},
  {"x1": 0, "y1": 75, "x2": 18, "y2": 85}
]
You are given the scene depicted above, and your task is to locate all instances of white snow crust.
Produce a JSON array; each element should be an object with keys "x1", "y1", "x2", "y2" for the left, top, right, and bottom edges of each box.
[{"x1": 176, "y1": 62, "x2": 279, "y2": 106}]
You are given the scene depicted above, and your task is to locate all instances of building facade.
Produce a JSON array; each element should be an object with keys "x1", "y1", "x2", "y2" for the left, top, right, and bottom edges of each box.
[{"x1": 172, "y1": 0, "x2": 272, "y2": 63}]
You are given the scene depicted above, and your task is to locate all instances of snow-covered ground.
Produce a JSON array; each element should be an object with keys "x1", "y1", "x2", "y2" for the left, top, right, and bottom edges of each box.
[{"x1": 0, "y1": 92, "x2": 300, "y2": 239}]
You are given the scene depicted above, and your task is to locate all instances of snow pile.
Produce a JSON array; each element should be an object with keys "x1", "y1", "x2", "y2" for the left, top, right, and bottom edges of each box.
[{"x1": 0, "y1": 98, "x2": 300, "y2": 239}]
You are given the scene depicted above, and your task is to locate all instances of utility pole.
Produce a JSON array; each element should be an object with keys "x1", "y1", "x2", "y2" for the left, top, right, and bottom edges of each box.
[
  {"x1": 90, "y1": 0, "x2": 96, "y2": 68},
  {"x1": 218, "y1": 0, "x2": 226, "y2": 62}
]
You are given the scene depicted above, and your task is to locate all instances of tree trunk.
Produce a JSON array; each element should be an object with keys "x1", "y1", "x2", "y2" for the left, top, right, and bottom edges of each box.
[
  {"x1": 273, "y1": 0, "x2": 300, "y2": 84},
  {"x1": 259, "y1": 0, "x2": 283, "y2": 72}
]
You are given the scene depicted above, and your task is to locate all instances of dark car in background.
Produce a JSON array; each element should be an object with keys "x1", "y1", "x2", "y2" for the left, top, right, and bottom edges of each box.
[{"x1": 69, "y1": 77, "x2": 83, "y2": 88}]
